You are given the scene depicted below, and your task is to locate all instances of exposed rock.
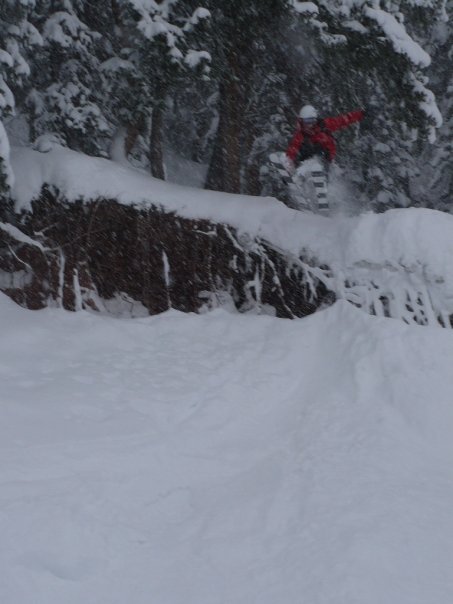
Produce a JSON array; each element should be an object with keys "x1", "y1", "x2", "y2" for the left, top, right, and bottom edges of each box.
[{"x1": 0, "y1": 188, "x2": 334, "y2": 318}]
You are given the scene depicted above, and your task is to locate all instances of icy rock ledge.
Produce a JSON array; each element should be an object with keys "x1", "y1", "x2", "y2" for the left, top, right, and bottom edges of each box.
[
  {"x1": 0, "y1": 191, "x2": 332, "y2": 318},
  {"x1": 2, "y1": 145, "x2": 453, "y2": 327}
]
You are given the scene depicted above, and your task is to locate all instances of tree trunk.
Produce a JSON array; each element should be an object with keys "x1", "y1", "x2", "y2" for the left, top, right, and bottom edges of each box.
[
  {"x1": 244, "y1": 161, "x2": 261, "y2": 196},
  {"x1": 149, "y1": 103, "x2": 165, "y2": 180},
  {"x1": 243, "y1": 118, "x2": 262, "y2": 196},
  {"x1": 205, "y1": 58, "x2": 243, "y2": 193},
  {"x1": 125, "y1": 122, "x2": 142, "y2": 157},
  {"x1": 109, "y1": 127, "x2": 128, "y2": 164}
]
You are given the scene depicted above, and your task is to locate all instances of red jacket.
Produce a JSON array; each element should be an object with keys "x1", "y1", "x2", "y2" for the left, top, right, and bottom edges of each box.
[{"x1": 286, "y1": 110, "x2": 364, "y2": 162}]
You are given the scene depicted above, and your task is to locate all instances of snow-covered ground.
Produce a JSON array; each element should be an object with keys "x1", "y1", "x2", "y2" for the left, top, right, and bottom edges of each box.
[
  {"x1": 164, "y1": 147, "x2": 208, "y2": 189},
  {"x1": 1, "y1": 291, "x2": 453, "y2": 604}
]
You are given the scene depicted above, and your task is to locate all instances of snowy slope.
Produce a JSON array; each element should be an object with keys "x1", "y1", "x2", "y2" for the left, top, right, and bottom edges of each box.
[
  {"x1": 1, "y1": 292, "x2": 453, "y2": 604},
  {"x1": 9, "y1": 145, "x2": 453, "y2": 324}
]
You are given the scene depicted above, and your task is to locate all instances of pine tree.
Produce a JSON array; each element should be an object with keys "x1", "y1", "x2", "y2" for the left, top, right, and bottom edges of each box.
[
  {"x1": 26, "y1": 0, "x2": 110, "y2": 155},
  {"x1": 417, "y1": 0, "x2": 452, "y2": 211},
  {"x1": 1, "y1": 0, "x2": 447, "y2": 213},
  {"x1": 286, "y1": 0, "x2": 446, "y2": 210},
  {"x1": 198, "y1": 0, "x2": 445, "y2": 206},
  {"x1": 0, "y1": 0, "x2": 41, "y2": 200},
  {"x1": 204, "y1": 0, "x2": 296, "y2": 194},
  {"x1": 100, "y1": 0, "x2": 210, "y2": 176}
]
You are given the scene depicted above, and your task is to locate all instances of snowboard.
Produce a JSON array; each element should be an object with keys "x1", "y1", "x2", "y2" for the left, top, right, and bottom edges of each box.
[{"x1": 269, "y1": 152, "x2": 329, "y2": 213}]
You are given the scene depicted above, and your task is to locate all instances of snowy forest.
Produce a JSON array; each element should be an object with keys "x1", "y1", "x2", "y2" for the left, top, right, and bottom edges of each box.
[
  {"x1": 2, "y1": 0, "x2": 453, "y2": 320},
  {"x1": 0, "y1": 0, "x2": 451, "y2": 212},
  {"x1": 2, "y1": 4, "x2": 453, "y2": 604}
]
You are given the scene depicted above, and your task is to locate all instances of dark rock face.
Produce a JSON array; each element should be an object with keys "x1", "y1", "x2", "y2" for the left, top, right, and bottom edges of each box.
[{"x1": 0, "y1": 189, "x2": 335, "y2": 318}]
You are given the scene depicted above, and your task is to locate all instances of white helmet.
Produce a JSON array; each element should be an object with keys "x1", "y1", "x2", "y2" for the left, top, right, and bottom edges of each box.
[{"x1": 299, "y1": 104, "x2": 318, "y2": 120}]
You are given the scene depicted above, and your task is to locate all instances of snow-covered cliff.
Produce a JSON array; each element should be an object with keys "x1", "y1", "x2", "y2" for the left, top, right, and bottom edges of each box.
[{"x1": 2, "y1": 145, "x2": 453, "y2": 327}]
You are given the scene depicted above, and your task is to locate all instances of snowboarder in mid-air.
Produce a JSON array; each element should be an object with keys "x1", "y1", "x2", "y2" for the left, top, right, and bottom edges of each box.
[{"x1": 284, "y1": 104, "x2": 364, "y2": 212}]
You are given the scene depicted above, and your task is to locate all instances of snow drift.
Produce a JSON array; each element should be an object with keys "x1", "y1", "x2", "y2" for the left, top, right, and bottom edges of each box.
[{"x1": 1, "y1": 293, "x2": 453, "y2": 603}]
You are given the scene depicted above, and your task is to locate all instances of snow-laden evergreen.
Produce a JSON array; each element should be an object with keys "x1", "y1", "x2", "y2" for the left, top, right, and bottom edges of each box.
[
  {"x1": 0, "y1": 0, "x2": 41, "y2": 195},
  {"x1": 1, "y1": 0, "x2": 450, "y2": 210},
  {"x1": 417, "y1": 0, "x2": 453, "y2": 210},
  {"x1": 27, "y1": 2, "x2": 109, "y2": 155},
  {"x1": 291, "y1": 0, "x2": 447, "y2": 209}
]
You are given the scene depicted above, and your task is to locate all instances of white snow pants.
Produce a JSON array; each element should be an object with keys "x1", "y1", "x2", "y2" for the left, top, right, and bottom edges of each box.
[{"x1": 311, "y1": 167, "x2": 329, "y2": 211}]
